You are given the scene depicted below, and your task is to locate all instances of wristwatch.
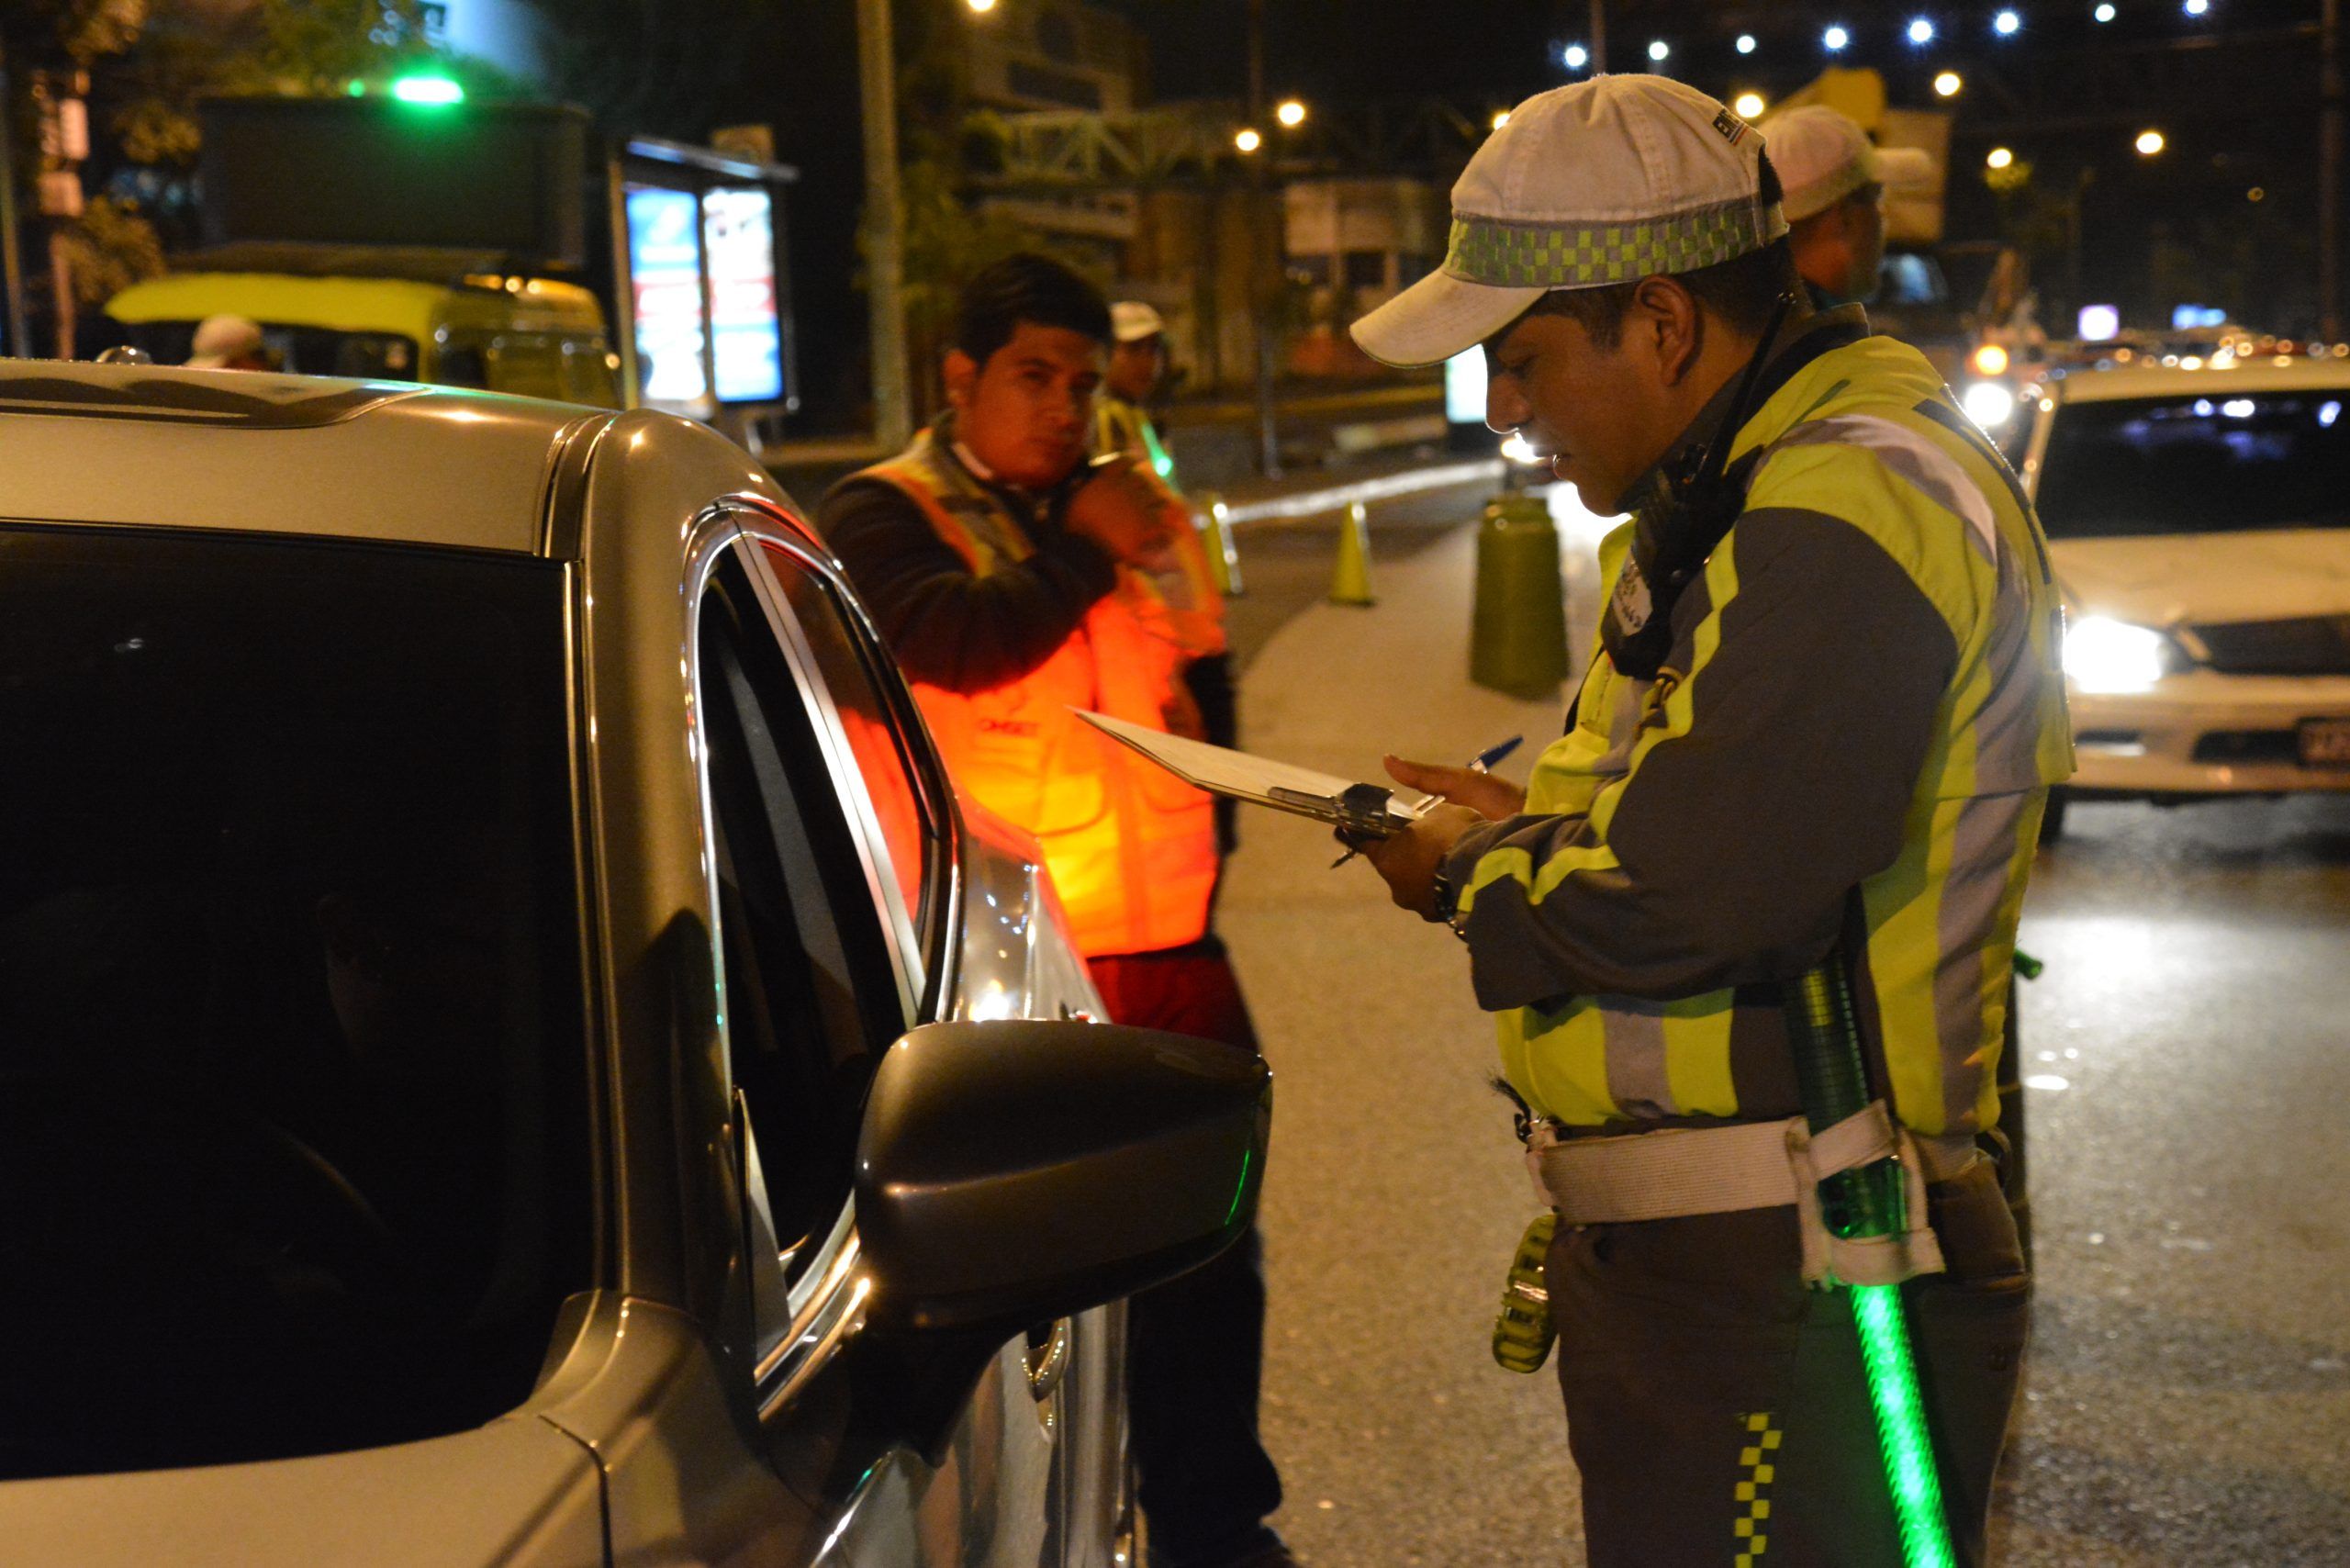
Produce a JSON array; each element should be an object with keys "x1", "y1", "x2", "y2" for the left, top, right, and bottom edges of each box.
[{"x1": 1429, "y1": 855, "x2": 1470, "y2": 939}]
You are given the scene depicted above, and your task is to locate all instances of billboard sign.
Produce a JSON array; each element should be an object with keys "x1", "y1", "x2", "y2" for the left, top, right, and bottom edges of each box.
[
  {"x1": 701, "y1": 187, "x2": 784, "y2": 404},
  {"x1": 626, "y1": 185, "x2": 708, "y2": 405}
]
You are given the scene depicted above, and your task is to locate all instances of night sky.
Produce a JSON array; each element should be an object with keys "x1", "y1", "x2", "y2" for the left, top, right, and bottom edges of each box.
[{"x1": 758, "y1": 0, "x2": 2343, "y2": 426}]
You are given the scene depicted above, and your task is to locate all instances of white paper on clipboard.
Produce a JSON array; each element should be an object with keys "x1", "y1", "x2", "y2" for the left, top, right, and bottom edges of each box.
[{"x1": 1073, "y1": 709, "x2": 1424, "y2": 836}]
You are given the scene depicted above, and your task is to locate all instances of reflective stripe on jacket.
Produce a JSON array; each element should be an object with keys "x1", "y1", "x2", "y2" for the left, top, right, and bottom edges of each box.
[
  {"x1": 1442, "y1": 326, "x2": 2075, "y2": 1140},
  {"x1": 856, "y1": 432, "x2": 1218, "y2": 958}
]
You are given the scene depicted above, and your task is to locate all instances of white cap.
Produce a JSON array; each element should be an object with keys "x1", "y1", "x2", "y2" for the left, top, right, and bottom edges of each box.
[
  {"x1": 187, "y1": 314, "x2": 264, "y2": 369},
  {"x1": 1111, "y1": 301, "x2": 1165, "y2": 343},
  {"x1": 1350, "y1": 75, "x2": 1786, "y2": 369},
  {"x1": 1767, "y1": 106, "x2": 1936, "y2": 222}
]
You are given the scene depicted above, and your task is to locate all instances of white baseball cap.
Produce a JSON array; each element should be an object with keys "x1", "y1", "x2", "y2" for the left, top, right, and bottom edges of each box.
[
  {"x1": 1350, "y1": 75, "x2": 1787, "y2": 369},
  {"x1": 1767, "y1": 106, "x2": 1936, "y2": 222},
  {"x1": 1111, "y1": 301, "x2": 1165, "y2": 343}
]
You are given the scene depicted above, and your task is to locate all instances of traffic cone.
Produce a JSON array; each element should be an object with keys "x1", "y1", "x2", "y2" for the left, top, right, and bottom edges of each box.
[
  {"x1": 1328, "y1": 499, "x2": 1374, "y2": 606},
  {"x1": 1194, "y1": 491, "x2": 1244, "y2": 597}
]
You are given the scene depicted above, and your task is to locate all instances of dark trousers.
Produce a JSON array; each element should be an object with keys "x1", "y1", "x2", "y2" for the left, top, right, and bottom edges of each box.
[
  {"x1": 1548, "y1": 1159, "x2": 2030, "y2": 1568},
  {"x1": 1089, "y1": 938, "x2": 1284, "y2": 1568}
]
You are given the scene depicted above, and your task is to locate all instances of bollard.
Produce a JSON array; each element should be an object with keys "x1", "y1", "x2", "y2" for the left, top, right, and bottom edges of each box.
[
  {"x1": 1193, "y1": 490, "x2": 1244, "y2": 597},
  {"x1": 1327, "y1": 499, "x2": 1375, "y2": 606},
  {"x1": 1469, "y1": 491, "x2": 1570, "y2": 699}
]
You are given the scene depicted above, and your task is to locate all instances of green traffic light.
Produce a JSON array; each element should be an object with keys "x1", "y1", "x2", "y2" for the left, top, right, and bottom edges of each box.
[{"x1": 390, "y1": 75, "x2": 465, "y2": 106}]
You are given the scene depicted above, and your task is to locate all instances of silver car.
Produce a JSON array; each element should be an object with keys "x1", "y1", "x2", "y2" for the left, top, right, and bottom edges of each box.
[{"x1": 0, "y1": 364, "x2": 1268, "y2": 1564}]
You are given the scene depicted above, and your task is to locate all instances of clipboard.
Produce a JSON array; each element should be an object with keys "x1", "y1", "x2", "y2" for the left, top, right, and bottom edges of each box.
[{"x1": 1073, "y1": 709, "x2": 1423, "y2": 838}]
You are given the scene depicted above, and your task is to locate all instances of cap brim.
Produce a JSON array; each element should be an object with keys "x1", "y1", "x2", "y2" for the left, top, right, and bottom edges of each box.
[{"x1": 1349, "y1": 270, "x2": 1545, "y2": 369}]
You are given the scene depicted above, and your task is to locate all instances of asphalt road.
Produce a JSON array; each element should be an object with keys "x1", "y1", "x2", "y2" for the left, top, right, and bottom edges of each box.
[{"x1": 1208, "y1": 486, "x2": 2350, "y2": 1566}]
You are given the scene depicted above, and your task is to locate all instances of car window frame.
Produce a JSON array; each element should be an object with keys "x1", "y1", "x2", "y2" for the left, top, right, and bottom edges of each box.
[
  {"x1": 680, "y1": 498, "x2": 963, "y2": 1409},
  {"x1": 722, "y1": 498, "x2": 961, "y2": 1023}
]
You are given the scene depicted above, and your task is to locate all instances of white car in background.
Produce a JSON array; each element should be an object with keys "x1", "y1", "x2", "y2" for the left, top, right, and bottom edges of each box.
[{"x1": 2012, "y1": 357, "x2": 2350, "y2": 838}]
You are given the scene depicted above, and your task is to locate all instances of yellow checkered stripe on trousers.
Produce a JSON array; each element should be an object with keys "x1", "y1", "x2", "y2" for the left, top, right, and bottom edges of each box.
[
  {"x1": 1445, "y1": 197, "x2": 1786, "y2": 288},
  {"x1": 1733, "y1": 1410, "x2": 1781, "y2": 1565}
]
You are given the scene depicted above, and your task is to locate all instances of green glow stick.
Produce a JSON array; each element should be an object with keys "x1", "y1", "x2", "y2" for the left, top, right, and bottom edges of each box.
[
  {"x1": 1785, "y1": 964, "x2": 1961, "y2": 1568},
  {"x1": 1851, "y1": 1282, "x2": 1958, "y2": 1568}
]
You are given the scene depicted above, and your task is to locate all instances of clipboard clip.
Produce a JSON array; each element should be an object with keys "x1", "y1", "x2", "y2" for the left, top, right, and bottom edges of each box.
[{"x1": 1272, "y1": 781, "x2": 1404, "y2": 840}]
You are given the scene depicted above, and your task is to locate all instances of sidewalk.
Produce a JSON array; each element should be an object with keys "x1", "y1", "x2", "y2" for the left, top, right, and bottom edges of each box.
[{"x1": 1212, "y1": 482, "x2": 1618, "y2": 1566}]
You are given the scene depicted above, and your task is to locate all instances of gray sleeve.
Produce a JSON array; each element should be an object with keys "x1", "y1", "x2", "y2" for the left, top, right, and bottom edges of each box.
[{"x1": 1444, "y1": 507, "x2": 1959, "y2": 1011}]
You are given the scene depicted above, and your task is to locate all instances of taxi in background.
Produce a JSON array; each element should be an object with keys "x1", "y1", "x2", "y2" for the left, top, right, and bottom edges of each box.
[{"x1": 2009, "y1": 352, "x2": 2350, "y2": 837}]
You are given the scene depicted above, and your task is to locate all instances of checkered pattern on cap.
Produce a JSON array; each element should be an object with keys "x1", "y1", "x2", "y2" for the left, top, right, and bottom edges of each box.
[{"x1": 1447, "y1": 196, "x2": 1789, "y2": 290}]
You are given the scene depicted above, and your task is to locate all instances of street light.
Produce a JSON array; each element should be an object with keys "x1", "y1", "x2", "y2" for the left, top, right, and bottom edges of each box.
[
  {"x1": 1824, "y1": 25, "x2": 1851, "y2": 50},
  {"x1": 1491, "y1": 108, "x2": 1512, "y2": 131},
  {"x1": 1934, "y1": 70, "x2": 1964, "y2": 96},
  {"x1": 1733, "y1": 91, "x2": 1767, "y2": 118},
  {"x1": 1994, "y1": 9, "x2": 2022, "y2": 34},
  {"x1": 1987, "y1": 146, "x2": 2016, "y2": 169},
  {"x1": 2136, "y1": 128, "x2": 2166, "y2": 155},
  {"x1": 1275, "y1": 98, "x2": 1306, "y2": 128},
  {"x1": 1908, "y1": 17, "x2": 1936, "y2": 44},
  {"x1": 1737, "y1": 33, "x2": 1758, "y2": 53},
  {"x1": 964, "y1": 0, "x2": 998, "y2": 12},
  {"x1": 2095, "y1": 2, "x2": 2117, "y2": 17},
  {"x1": 2183, "y1": 0, "x2": 2209, "y2": 14},
  {"x1": 1235, "y1": 126, "x2": 1263, "y2": 153},
  {"x1": 1648, "y1": 39, "x2": 1671, "y2": 62},
  {"x1": 1562, "y1": 42, "x2": 1589, "y2": 69}
]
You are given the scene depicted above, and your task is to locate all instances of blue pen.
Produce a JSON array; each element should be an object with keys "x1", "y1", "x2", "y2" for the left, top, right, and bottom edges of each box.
[{"x1": 1469, "y1": 734, "x2": 1524, "y2": 774}]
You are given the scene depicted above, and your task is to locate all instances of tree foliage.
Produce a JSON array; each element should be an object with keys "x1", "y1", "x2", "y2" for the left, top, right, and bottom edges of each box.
[{"x1": 0, "y1": 0, "x2": 150, "y2": 69}]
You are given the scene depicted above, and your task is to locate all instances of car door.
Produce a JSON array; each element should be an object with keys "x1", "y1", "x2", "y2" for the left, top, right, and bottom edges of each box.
[{"x1": 689, "y1": 516, "x2": 1088, "y2": 1566}]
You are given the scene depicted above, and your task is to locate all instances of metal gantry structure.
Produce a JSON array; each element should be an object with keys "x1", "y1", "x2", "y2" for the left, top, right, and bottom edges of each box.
[{"x1": 967, "y1": 96, "x2": 1490, "y2": 194}]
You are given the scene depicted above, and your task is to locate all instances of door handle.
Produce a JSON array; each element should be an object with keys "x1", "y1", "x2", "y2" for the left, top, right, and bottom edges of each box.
[{"x1": 1024, "y1": 1317, "x2": 1071, "y2": 1403}]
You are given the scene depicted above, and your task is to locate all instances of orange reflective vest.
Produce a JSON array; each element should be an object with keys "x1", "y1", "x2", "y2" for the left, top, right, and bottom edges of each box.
[{"x1": 854, "y1": 432, "x2": 1220, "y2": 958}]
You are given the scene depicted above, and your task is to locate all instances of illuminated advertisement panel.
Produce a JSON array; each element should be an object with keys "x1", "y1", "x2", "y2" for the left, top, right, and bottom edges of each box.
[
  {"x1": 702, "y1": 187, "x2": 784, "y2": 404},
  {"x1": 626, "y1": 185, "x2": 708, "y2": 404}
]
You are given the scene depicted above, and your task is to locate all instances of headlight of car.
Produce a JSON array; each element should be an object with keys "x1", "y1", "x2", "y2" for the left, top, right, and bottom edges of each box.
[
  {"x1": 1962, "y1": 380, "x2": 2018, "y2": 429},
  {"x1": 2063, "y1": 614, "x2": 2178, "y2": 693}
]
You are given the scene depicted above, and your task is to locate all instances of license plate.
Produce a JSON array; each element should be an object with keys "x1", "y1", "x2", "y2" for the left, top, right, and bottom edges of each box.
[{"x1": 2300, "y1": 718, "x2": 2350, "y2": 768}]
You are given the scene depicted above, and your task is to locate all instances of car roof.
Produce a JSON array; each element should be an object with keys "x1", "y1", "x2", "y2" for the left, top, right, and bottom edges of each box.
[
  {"x1": 0, "y1": 360, "x2": 596, "y2": 554},
  {"x1": 2041, "y1": 356, "x2": 2350, "y2": 404}
]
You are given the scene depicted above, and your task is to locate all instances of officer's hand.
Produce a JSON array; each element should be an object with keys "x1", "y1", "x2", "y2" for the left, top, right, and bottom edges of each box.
[
  {"x1": 1383, "y1": 756, "x2": 1526, "y2": 822},
  {"x1": 1067, "y1": 456, "x2": 1182, "y2": 565},
  {"x1": 1359, "y1": 802, "x2": 1483, "y2": 921}
]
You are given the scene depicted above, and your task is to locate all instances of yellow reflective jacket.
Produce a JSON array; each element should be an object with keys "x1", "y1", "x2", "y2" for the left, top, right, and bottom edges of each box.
[{"x1": 1443, "y1": 319, "x2": 2074, "y2": 1148}]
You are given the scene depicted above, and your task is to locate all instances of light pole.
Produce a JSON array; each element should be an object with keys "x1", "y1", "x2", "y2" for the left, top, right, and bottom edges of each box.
[
  {"x1": 1589, "y1": 0, "x2": 1607, "y2": 74},
  {"x1": 2323, "y1": 0, "x2": 2342, "y2": 338},
  {"x1": 1246, "y1": 0, "x2": 1281, "y2": 476},
  {"x1": 0, "y1": 42, "x2": 28, "y2": 358},
  {"x1": 856, "y1": 0, "x2": 912, "y2": 453}
]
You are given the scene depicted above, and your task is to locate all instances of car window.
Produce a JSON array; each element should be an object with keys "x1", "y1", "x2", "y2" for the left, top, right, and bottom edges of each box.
[
  {"x1": 751, "y1": 539, "x2": 943, "y2": 971},
  {"x1": 696, "y1": 550, "x2": 908, "y2": 1267},
  {"x1": 0, "y1": 526, "x2": 591, "y2": 1480},
  {"x1": 2036, "y1": 390, "x2": 2350, "y2": 536}
]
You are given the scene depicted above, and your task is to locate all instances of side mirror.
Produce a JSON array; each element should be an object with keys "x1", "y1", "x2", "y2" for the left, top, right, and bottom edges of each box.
[{"x1": 855, "y1": 1018, "x2": 1270, "y2": 1335}]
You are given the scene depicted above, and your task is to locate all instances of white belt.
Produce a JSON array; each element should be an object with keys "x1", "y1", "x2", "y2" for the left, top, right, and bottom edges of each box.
[{"x1": 1526, "y1": 1103, "x2": 1964, "y2": 1286}]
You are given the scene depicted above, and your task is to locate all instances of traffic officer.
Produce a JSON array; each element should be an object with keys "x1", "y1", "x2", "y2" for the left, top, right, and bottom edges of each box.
[
  {"x1": 1347, "y1": 77, "x2": 2070, "y2": 1567},
  {"x1": 1099, "y1": 299, "x2": 1179, "y2": 480},
  {"x1": 1099, "y1": 297, "x2": 1243, "y2": 858},
  {"x1": 820, "y1": 254, "x2": 1293, "y2": 1568},
  {"x1": 1767, "y1": 106, "x2": 1932, "y2": 307}
]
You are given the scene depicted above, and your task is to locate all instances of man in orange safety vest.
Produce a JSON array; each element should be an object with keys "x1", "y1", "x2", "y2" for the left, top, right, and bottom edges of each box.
[{"x1": 821, "y1": 253, "x2": 1293, "y2": 1568}]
